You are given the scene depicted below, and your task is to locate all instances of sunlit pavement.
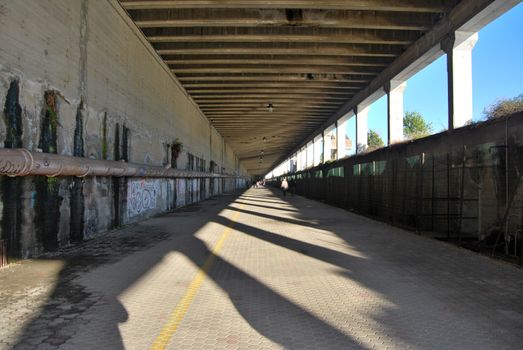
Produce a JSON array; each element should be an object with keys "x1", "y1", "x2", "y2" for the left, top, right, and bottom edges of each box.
[{"x1": 1, "y1": 187, "x2": 523, "y2": 349}]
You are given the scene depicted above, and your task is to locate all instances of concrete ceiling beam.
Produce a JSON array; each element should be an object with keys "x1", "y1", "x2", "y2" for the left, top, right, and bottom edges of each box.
[
  {"x1": 171, "y1": 66, "x2": 380, "y2": 74},
  {"x1": 187, "y1": 89, "x2": 353, "y2": 95},
  {"x1": 165, "y1": 57, "x2": 391, "y2": 67},
  {"x1": 131, "y1": 9, "x2": 434, "y2": 30},
  {"x1": 147, "y1": 33, "x2": 417, "y2": 45},
  {"x1": 193, "y1": 94, "x2": 349, "y2": 100},
  {"x1": 157, "y1": 45, "x2": 402, "y2": 57},
  {"x1": 198, "y1": 101, "x2": 342, "y2": 105},
  {"x1": 121, "y1": 0, "x2": 454, "y2": 12},
  {"x1": 176, "y1": 75, "x2": 370, "y2": 82},
  {"x1": 182, "y1": 83, "x2": 362, "y2": 89}
]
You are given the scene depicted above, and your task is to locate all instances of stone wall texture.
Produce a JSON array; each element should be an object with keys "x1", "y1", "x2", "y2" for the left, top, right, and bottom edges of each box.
[{"x1": 0, "y1": 0, "x2": 249, "y2": 258}]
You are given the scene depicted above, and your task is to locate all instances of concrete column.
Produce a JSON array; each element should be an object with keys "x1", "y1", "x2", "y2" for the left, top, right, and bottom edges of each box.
[
  {"x1": 321, "y1": 131, "x2": 325, "y2": 164},
  {"x1": 310, "y1": 141, "x2": 313, "y2": 167},
  {"x1": 301, "y1": 148, "x2": 306, "y2": 170},
  {"x1": 323, "y1": 124, "x2": 337, "y2": 162},
  {"x1": 333, "y1": 121, "x2": 338, "y2": 160},
  {"x1": 324, "y1": 128, "x2": 332, "y2": 162},
  {"x1": 307, "y1": 141, "x2": 313, "y2": 168},
  {"x1": 355, "y1": 106, "x2": 369, "y2": 153},
  {"x1": 336, "y1": 115, "x2": 349, "y2": 159},
  {"x1": 303, "y1": 147, "x2": 307, "y2": 169},
  {"x1": 385, "y1": 80, "x2": 407, "y2": 145},
  {"x1": 442, "y1": 31, "x2": 478, "y2": 130},
  {"x1": 313, "y1": 135, "x2": 323, "y2": 166}
]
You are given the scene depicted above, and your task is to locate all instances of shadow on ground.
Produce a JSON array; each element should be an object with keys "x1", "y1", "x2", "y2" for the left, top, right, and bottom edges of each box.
[{"x1": 8, "y1": 187, "x2": 523, "y2": 349}]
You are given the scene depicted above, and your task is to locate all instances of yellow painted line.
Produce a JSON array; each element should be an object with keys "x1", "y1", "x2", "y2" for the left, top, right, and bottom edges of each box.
[{"x1": 149, "y1": 205, "x2": 243, "y2": 350}]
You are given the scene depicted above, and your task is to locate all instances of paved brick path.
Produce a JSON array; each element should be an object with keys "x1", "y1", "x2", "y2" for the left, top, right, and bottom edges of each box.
[{"x1": 1, "y1": 188, "x2": 522, "y2": 349}]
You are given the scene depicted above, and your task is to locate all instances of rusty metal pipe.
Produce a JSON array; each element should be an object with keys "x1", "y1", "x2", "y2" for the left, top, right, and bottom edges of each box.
[{"x1": 0, "y1": 148, "x2": 239, "y2": 179}]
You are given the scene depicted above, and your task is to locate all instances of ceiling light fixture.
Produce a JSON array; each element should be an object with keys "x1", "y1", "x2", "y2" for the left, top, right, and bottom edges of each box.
[{"x1": 267, "y1": 103, "x2": 273, "y2": 113}]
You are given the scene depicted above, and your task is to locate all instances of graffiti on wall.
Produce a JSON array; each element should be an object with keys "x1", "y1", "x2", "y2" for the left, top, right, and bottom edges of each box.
[{"x1": 127, "y1": 179, "x2": 161, "y2": 218}]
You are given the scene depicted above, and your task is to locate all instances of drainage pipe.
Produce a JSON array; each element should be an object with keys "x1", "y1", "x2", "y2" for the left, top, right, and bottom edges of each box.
[{"x1": 0, "y1": 148, "x2": 239, "y2": 179}]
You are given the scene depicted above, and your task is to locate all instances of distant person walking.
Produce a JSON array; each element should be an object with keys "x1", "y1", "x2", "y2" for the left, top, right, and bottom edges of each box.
[{"x1": 281, "y1": 178, "x2": 289, "y2": 196}]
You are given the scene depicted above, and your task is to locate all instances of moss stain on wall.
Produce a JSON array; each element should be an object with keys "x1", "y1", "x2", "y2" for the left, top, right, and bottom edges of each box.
[
  {"x1": 1, "y1": 80, "x2": 23, "y2": 258},
  {"x1": 34, "y1": 91, "x2": 62, "y2": 251},
  {"x1": 70, "y1": 101, "x2": 85, "y2": 243}
]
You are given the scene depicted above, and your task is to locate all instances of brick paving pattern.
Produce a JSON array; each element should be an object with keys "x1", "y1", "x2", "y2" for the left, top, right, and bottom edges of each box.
[{"x1": 1, "y1": 188, "x2": 522, "y2": 349}]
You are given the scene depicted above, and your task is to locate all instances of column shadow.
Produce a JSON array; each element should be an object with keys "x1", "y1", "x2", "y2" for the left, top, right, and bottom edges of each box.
[{"x1": 10, "y1": 190, "x2": 364, "y2": 349}]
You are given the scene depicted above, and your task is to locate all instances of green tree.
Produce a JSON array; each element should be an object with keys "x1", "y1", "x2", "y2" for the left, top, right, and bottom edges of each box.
[
  {"x1": 483, "y1": 94, "x2": 523, "y2": 119},
  {"x1": 404, "y1": 111, "x2": 432, "y2": 140},
  {"x1": 367, "y1": 129, "x2": 384, "y2": 150}
]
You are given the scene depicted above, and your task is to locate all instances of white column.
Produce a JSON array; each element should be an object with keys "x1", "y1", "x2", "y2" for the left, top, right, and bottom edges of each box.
[
  {"x1": 355, "y1": 105, "x2": 369, "y2": 153},
  {"x1": 333, "y1": 122, "x2": 338, "y2": 161},
  {"x1": 336, "y1": 115, "x2": 350, "y2": 159},
  {"x1": 321, "y1": 131, "x2": 325, "y2": 164},
  {"x1": 385, "y1": 80, "x2": 407, "y2": 145},
  {"x1": 301, "y1": 147, "x2": 306, "y2": 170},
  {"x1": 307, "y1": 141, "x2": 314, "y2": 168},
  {"x1": 305, "y1": 146, "x2": 308, "y2": 168},
  {"x1": 313, "y1": 135, "x2": 323, "y2": 166},
  {"x1": 324, "y1": 132, "x2": 331, "y2": 162},
  {"x1": 323, "y1": 124, "x2": 335, "y2": 162},
  {"x1": 442, "y1": 31, "x2": 478, "y2": 129}
]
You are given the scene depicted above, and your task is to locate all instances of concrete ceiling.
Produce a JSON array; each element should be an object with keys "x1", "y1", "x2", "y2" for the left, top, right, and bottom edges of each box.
[{"x1": 119, "y1": 0, "x2": 459, "y2": 176}]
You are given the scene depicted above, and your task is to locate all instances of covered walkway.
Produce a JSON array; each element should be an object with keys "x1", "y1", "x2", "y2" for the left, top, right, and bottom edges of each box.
[{"x1": 1, "y1": 188, "x2": 523, "y2": 349}]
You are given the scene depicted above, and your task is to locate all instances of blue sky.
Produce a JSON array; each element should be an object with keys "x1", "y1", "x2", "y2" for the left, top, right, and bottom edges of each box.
[{"x1": 366, "y1": 2, "x2": 523, "y2": 142}]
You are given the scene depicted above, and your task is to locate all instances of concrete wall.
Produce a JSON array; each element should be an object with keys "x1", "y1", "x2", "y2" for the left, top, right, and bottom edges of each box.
[
  {"x1": 275, "y1": 113, "x2": 523, "y2": 263},
  {"x1": 0, "y1": 0, "x2": 248, "y2": 258}
]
